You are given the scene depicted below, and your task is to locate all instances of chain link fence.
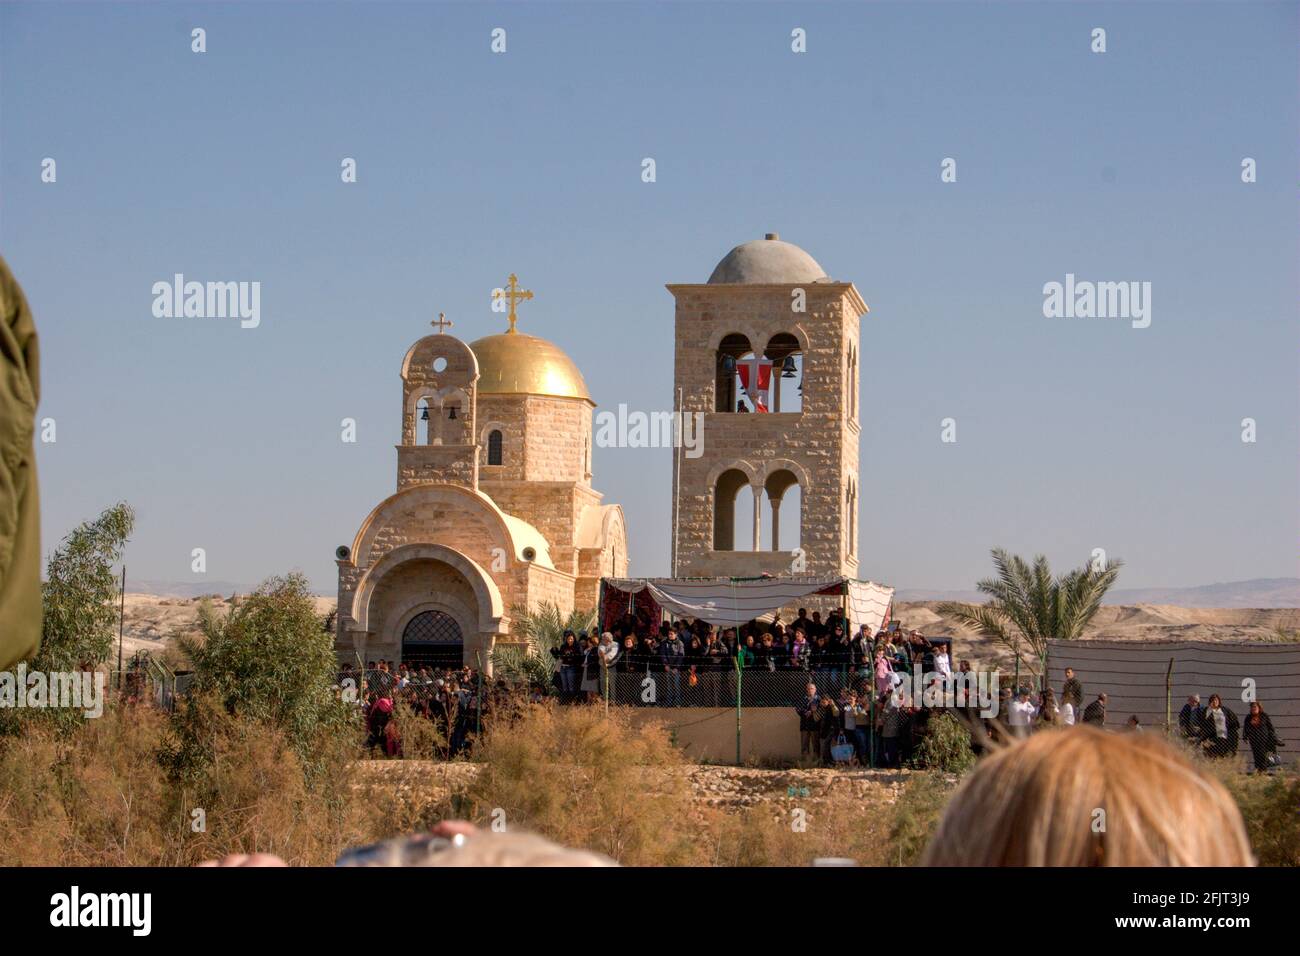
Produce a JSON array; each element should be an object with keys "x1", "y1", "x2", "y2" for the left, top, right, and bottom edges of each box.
[
  {"x1": 107, "y1": 654, "x2": 191, "y2": 712},
  {"x1": 597, "y1": 666, "x2": 868, "y2": 708}
]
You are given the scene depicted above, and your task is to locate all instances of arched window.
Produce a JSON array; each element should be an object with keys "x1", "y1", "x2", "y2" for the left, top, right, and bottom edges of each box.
[
  {"x1": 847, "y1": 345, "x2": 858, "y2": 421},
  {"x1": 846, "y1": 480, "x2": 857, "y2": 557},
  {"x1": 713, "y1": 468, "x2": 752, "y2": 550},
  {"x1": 417, "y1": 398, "x2": 433, "y2": 445},
  {"x1": 761, "y1": 469, "x2": 802, "y2": 552},
  {"x1": 487, "y1": 429, "x2": 503, "y2": 466},
  {"x1": 764, "y1": 333, "x2": 803, "y2": 413},
  {"x1": 715, "y1": 333, "x2": 752, "y2": 412}
]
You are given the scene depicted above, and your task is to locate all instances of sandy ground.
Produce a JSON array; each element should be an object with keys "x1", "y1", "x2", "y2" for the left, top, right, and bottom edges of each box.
[{"x1": 116, "y1": 593, "x2": 1300, "y2": 671}]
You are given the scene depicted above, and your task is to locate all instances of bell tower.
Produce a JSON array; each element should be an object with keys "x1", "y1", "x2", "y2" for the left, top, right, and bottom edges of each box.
[
  {"x1": 669, "y1": 234, "x2": 867, "y2": 579},
  {"x1": 396, "y1": 314, "x2": 480, "y2": 491}
]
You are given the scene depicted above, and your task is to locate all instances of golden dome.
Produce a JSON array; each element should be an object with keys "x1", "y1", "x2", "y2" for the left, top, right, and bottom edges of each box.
[{"x1": 468, "y1": 330, "x2": 592, "y2": 403}]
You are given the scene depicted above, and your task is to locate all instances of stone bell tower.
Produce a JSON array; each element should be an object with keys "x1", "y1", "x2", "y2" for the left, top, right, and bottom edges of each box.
[{"x1": 669, "y1": 234, "x2": 867, "y2": 579}]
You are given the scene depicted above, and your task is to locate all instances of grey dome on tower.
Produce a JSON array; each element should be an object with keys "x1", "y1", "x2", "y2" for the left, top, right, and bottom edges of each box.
[{"x1": 706, "y1": 233, "x2": 829, "y2": 284}]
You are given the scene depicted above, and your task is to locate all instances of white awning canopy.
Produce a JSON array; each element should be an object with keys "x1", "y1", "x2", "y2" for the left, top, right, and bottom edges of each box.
[{"x1": 602, "y1": 576, "x2": 894, "y2": 635}]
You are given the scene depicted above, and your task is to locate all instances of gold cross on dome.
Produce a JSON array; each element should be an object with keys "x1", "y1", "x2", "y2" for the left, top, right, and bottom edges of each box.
[
  {"x1": 431, "y1": 312, "x2": 453, "y2": 334},
  {"x1": 493, "y1": 273, "x2": 534, "y2": 334}
]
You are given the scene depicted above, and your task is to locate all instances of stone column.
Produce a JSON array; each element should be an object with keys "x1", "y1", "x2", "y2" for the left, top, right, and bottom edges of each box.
[
  {"x1": 770, "y1": 497, "x2": 781, "y2": 551},
  {"x1": 751, "y1": 484, "x2": 762, "y2": 551}
]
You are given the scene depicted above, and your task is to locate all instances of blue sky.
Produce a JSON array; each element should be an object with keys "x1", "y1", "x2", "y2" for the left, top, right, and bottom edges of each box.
[{"x1": 2, "y1": 1, "x2": 1296, "y2": 594}]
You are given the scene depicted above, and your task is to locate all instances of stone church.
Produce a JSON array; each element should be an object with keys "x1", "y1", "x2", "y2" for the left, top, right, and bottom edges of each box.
[
  {"x1": 335, "y1": 277, "x2": 629, "y2": 669},
  {"x1": 670, "y1": 234, "x2": 867, "y2": 581}
]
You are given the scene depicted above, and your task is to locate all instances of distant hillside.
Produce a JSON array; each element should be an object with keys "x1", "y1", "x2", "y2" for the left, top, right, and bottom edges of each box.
[
  {"x1": 896, "y1": 578, "x2": 1300, "y2": 609},
  {"x1": 126, "y1": 579, "x2": 252, "y2": 599}
]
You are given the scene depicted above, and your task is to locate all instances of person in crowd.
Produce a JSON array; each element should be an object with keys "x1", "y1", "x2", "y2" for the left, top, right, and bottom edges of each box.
[
  {"x1": 1036, "y1": 687, "x2": 1060, "y2": 729},
  {"x1": 796, "y1": 682, "x2": 820, "y2": 761},
  {"x1": 920, "y1": 726, "x2": 1255, "y2": 866},
  {"x1": 809, "y1": 634, "x2": 830, "y2": 674},
  {"x1": 658, "y1": 627, "x2": 685, "y2": 705},
  {"x1": 704, "y1": 632, "x2": 728, "y2": 671},
  {"x1": 685, "y1": 633, "x2": 704, "y2": 672},
  {"x1": 366, "y1": 690, "x2": 394, "y2": 753},
  {"x1": 552, "y1": 631, "x2": 582, "y2": 701},
  {"x1": 1006, "y1": 687, "x2": 1038, "y2": 739},
  {"x1": 828, "y1": 623, "x2": 851, "y2": 671},
  {"x1": 1060, "y1": 667, "x2": 1083, "y2": 720},
  {"x1": 873, "y1": 646, "x2": 894, "y2": 699},
  {"x1": 957, "y1": 660, "x2": 991, "y2": 755},
  {"x1": 772, "y1": 631, "x2": 791, "y2": 671},
  {"x1": 841, "y1": 689, "x2": 869, "y2": 764},
  {"x1": 580, "y1": 635, "x2": 602, "y2": 702},
  {"x1": 789, "y1": 629, "x2": 810, "y2": 671},
  {"x1": 880, "y1": 691, "x2": 909, "y2": 767},
  {"x1": 1199, "y1": 694, "x2": 1239, "y2": 760},
  {"x1": 383, "y1": 712, "x2": 403, "y2": 758},
  {"x1": 932, "y1": 641, "x2": 952, "y2": 679},
  {"x1": 1177, "y1": 694, "x2": 1204, "y2": 740},
  {"x1": 616, "y1": 635, "x2": 638, "y2": 674},
  {"x1": 793, "y1": 608, "x2": 811, "y2": 635},
  {"x1": 850, "y1": 625, "x2": 871, "y2": 673},
  {"x1": 1081, "y1": 692, "x2": 1107, "y2": 727},
  {"x1": 815, "y1": 694, "x2": 842, "y2": 765},
  {"x1": 1242, "y1": 701, "x2": 1279, "y2": 774},
  {"x1": 737, "y1": 633, "x2": 756, "y2": 669},
  {"x1": 890, "y1": 634, "x2": 910, "y2": 674}
]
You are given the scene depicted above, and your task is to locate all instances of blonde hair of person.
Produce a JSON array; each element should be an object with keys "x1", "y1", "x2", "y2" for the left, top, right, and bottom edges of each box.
[{"x1": 921, "y1": 725, "x2": 1254, "y2": 866}]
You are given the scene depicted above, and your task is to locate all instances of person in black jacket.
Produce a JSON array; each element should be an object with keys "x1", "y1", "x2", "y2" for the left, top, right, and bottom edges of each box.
[
  {"x1": 1242, "y1": 701, "x2": 1279, "y2": 773},
  {"x1": 1081, "y1": 692, "x2": 1107, "y2": 727},
  {"x1": 796, "y1": 682, "x2": 820, "y2": 760},
  {"x1": 551, "y1": 631, "x2": 582, "y2": 702},
  {"x1": 1199, "y1": 695, "x2": 1240, "y2": 760},
  {"x1": 1177, "y1": 694, "x2": 1204, "y2": 741}
]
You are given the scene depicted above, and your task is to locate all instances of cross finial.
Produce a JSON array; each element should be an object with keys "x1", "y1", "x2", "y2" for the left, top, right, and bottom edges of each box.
[
  {"x1": 431, "y1": 311, "x2": 453, "y2": 334},
  {"x1": 493, "y1": 273, "x2": 534, "y2": 334}
]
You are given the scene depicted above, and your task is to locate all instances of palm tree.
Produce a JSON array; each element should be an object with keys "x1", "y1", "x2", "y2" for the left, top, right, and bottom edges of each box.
[
  {"x1": 508, "y1": 601, "x2": 597, "y2": 654},
  {"x1": 937, "y1": 548, "x2": 1122, "y2": 677},
  {"x1": 493, "y1": 602, "x2": 598, "y2": 692}
]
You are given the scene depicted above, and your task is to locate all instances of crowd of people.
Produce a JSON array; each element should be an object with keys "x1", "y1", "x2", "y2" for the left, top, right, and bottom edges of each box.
[
  {"x1": 341, "y1": 660, "x2": 525, "y2": 759},
  {"x1": 788, "y1": 658, "x2": 1287, "y2": 771},
  {"x1": 981, "y1": 669, "x2": 1283, "y2": 774},
  {"x1": 1176, "y1": 692, "x2": 1281, "y2": 772},
  {"x1": 547, "y1": 607, "x2": 952, "y2": 705},
  {"x1": 341, "y1": 626, "x2": 1284, "y2": 775}
]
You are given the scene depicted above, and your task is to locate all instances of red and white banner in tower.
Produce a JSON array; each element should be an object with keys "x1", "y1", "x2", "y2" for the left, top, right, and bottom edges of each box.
[{"x1": 736, "y1": 357, "x2": 773, "y2": 412}]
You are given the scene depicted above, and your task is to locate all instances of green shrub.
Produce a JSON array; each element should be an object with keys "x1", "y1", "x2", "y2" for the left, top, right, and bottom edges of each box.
[
  {"x1": 889, "y1": 771, "x2": 958, "y2": 866},
  {"x1": 178, "y1": 573, "x2": 350, "y2": 764},
  {"x1": 1216, "y1": 769, "x2": 1300, "y2": 866},
  {"x1": 915, "y1": 712, "x2": 976, "y2": 774}
]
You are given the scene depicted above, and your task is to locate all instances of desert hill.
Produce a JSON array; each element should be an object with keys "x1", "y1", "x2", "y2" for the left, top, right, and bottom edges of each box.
[{"x1": 114, "y1": 592, "x2": 1299, "y2": 672}]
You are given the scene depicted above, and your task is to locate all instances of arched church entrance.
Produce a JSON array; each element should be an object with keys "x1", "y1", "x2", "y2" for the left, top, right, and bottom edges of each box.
[{"x1": 401, "y1": 609, "x2": 464, "y2": 668}]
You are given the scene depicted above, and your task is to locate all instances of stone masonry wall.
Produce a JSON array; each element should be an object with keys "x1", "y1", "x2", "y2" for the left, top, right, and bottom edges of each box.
[{"x1": 670, "y1": 284, "x2": 864, "y2": 580}]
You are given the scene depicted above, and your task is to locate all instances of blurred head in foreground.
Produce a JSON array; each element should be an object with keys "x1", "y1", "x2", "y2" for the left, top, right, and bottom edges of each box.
[
  {"x1": 921, "y1": 725, "x2": 1253, "y2": 866},
  {"x1": 343, "y1": 829, "x2": 617, "y2": 868}
]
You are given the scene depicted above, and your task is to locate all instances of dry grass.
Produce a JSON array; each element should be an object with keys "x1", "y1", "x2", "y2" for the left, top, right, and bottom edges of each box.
[
  {"x1": 2, "y1": 695, "x2": 1291, "y2": 868},
  {"x1": 0, "y1": 696, "x2": 367, "y2": 866}
]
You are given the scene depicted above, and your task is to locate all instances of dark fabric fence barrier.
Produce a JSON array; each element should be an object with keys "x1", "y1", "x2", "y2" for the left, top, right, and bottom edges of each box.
[{"x1": 1046, "y1": 639, "x2": 1300, "y2": 767}]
